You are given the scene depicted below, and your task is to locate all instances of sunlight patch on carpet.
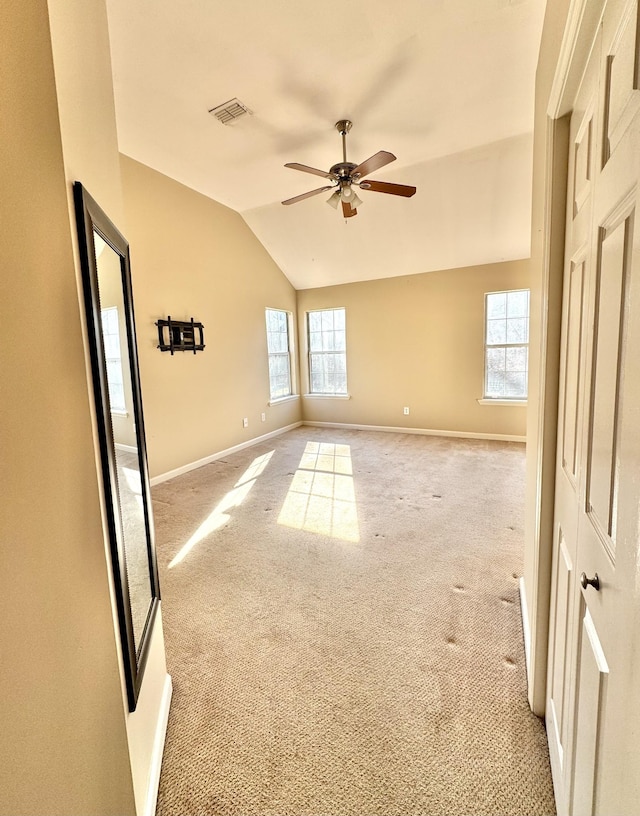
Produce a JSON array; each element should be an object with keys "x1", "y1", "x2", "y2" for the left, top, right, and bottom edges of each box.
[
  {"x1": 277, "y1": 441, "x2": 359, "y2": 542},
  {"x1": 168, "y1": 450, "x2": 274, "y2": 568}
]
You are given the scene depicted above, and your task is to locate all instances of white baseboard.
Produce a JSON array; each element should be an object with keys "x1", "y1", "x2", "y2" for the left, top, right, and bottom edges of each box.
[
  {"x1": 151, "y1": 420, "x2": 524, "y2": 486},
  {"x1": 302, "y1": 420, "x2": 526, "y2": 444},
  {"x1": 519, "y1": 577, "x2": 532, "y2": 682},
  {"x1": 150, "y1": 422, "x2": 303, "y2": 486},
  {"x1": 143, "y1": 673, "x2": 173, "y2": 816}
]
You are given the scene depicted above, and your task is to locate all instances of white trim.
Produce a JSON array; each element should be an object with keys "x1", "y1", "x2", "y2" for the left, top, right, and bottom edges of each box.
[
  {"x1": 303, "y1": 393, "x2": 351, "y2": 400},
  {"x1": 142, "y1": 673, "x2": 173, "y2": 816},
  {"x1": 150, "y1": 422, "x2": 303, "y2": 485},
  {"x1": 547, "y1": 0, "x2": 589, "y2": 117},
  {"x1": 115, "y1": 442, "x2": 137, "y2": 454},
  {"x1": 268, "y1": 394, "x2": 300, "y2": 406},
  {"x1": 519, "y1": 577, "x2": 531, "y2": 682},
  {"x1": 548, "y1": 0, "x2": 605, "y2": 118},
  {"x1": 302, "y1": 421, "x2": 525, "y2": 443},
  {"x1": 478, "y1": 399, "x2": 527, "y2": 407}
]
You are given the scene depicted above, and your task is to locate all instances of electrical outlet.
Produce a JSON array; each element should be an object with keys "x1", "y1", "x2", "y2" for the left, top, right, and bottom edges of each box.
[
  {"x1": 261, "y1": 412, "x2": 266, "y2": 422},
  {"x1": 403, "y1": 406, "x2": 410, "y2": 415},
  {"x1": 242, "y1": 417, "x2": 249, "y2": 428}
]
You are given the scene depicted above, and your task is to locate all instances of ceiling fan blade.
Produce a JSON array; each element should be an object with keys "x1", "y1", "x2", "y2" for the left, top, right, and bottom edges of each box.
[
  {"x1": 359, "y1": 179, "x2": 416, "y2": 197},
  {"x1": 285, "y1": 162, "x2": 336, "y2": 180},
  {"x1": 342, "y1": 201, "x2": 357, "y2": 218},
  {"x1": 351, "y1": 150, "x2": 396, "y2": 179},
  {"x1": 282, "y1": 186, "x2": 335, "y2": 205}
]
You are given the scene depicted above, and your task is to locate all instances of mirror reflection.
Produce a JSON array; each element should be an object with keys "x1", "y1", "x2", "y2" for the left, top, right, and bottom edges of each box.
[{"x1": 94, "y1": 232, "x2": 153, "y2": 655}]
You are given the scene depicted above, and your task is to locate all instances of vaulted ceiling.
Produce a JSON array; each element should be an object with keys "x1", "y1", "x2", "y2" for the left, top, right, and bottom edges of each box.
[{"x1": 106, "y1": 0, "x2": 546, "y2": 289}]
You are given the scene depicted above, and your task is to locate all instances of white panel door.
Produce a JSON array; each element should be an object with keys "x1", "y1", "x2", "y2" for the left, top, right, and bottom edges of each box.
[{"x1": 547, "y1": 2, "x2": 640, "y2": 815}]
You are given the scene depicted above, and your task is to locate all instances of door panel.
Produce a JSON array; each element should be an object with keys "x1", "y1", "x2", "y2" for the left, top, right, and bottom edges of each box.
[
  {"x1": 586, "y1": 211, "x2": 632, "y2": 550},
  {"x1": 547, "y1": 531, "x2": 576, "y2": 777},
  {"x1": 546, "y1": 2, "x2": 640, "y2": 814},
  {"x1": 571, "y1": 608, "x2": 610, "y2": 816},
  {"x1": 561, "y1": 258, "x2": 587, "y2": 484},
  {"x1": 602, "y1": 0, "x2": 640, "y2": 163}
]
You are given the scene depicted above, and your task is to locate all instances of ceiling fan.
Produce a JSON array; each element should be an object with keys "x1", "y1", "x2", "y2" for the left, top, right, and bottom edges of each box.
[{"x1": 281, "y1": 120, "x2": 416, "y2": 218}]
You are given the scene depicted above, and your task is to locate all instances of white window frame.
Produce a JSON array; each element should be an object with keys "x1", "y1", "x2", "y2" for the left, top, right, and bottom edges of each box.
[
  {"x1": 101, "y1": 306, "x2": 127, "y2": 414},
  {"x1": 483, "y1": 289, "x2": 530, "y2": 402},
  {"x1": 265, "y1": 308, "x2": 294, "y2": 402},
  {"x1": 306, "y1": 307, "x2": 348, "y2": 397}
]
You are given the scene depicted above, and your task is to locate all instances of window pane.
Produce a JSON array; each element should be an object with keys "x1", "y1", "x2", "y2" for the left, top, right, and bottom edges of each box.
[
  {"x1": 309, "y1": 331, "x2": 322, "y2": 352},
  {"x1": 506, "y1": 317, "x2": 529, "y2": 343},
  {"x1": 486, "y1": 347, "x2": 505, "y2": 372},
  {"x1": 505, "y1": 371, "x2": 527, "y2": 397},
  {"x1": 486, "y1": 371, "x2": 506, "y2": 396},
  {"x1": 310, "y1": 354, "x2": 325, "y2": 392},
  {"x1": 506, "y1": 346, "x2": 527, "y2": 371},
  {"x1": 487, "y1": 319, "x2": 507, "y2": 344},
  {"x1": 268, "y1": 330, "x2": 287, "y2": 353},
  {"x1": 269, "y1": 355, "x2": 291, "y2": 399},
  {"x1": 103, "y1": 334, "x2": 119, "y2": 358},
  {"x1": 334, "y1": 308, "x2": 345, "y2": 330},
  {"x1": 507, "y1": 290, "x2": 529, "y2": 318},
  {"x1": 323, "y1": 330, "x2": 335, "y2": 351},
  {"x1": 487, "y1": 292, "x2": 507, "y2": 319},
  {"x1": 308, "y1": 311, "x2": 322, "y2": 332},
  {"x1": 321, "y1": 310, "x2": 334, "y2": 331}
]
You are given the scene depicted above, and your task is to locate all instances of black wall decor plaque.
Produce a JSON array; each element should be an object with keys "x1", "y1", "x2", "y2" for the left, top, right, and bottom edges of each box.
[{"x1": 156, "y1": 316, "x2": 205, "y2": 354}]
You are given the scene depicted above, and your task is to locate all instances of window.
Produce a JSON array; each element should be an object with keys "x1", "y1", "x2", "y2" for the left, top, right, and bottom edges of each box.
[
  {"x1": 265, "y1": 308, "x2": 293, "y2": 400},
  {"x1": 307, "y1": 307, "x2": 347, "y2": 395},
  {"x1": 484, "y1": 289, "x2": 530, "y2": 400},
  {"x1": 101, "y1": 306, "x2": 126, "y2": 412}
]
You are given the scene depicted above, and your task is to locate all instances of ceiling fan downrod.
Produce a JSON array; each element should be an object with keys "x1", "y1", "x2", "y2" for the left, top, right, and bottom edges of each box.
[{"x1": 335, "y1": 119, "x2": 352, "y2": 164}]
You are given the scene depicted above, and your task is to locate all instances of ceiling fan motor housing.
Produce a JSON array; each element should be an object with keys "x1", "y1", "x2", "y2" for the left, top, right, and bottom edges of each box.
[{"x1": 330, "y1": 162, "x2": 358, "y2": 183}]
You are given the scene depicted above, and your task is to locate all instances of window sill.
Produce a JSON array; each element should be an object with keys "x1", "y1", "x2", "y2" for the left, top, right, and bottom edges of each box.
[
  {"x1": 477, "y1": 398, "x2": 527, "y2": 407},
  {"x1": 110, "y1": 409, "x2": 129, "y2": 417},
  {"x1": 304, "y1": 393, "x2": 351, "y2": 400},
  {"x1": 268, "y1": 394, "x2": 300, "y2": 406}
]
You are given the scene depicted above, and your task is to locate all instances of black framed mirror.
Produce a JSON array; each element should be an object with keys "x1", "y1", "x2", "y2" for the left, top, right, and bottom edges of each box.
[{"x1": 74, "y1": 182, "x2": 160, "y2": 711}]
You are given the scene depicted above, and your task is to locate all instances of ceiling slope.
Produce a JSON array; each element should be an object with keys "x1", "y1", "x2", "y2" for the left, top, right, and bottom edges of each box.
[{"x1": 106, "y1": 0, "x2": 546, "y2": 288}]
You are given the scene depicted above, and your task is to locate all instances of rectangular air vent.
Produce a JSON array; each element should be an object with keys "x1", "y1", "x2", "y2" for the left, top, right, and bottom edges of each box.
[{"x1": 208, "y1": 98, "x2": 252, "y2": 125}]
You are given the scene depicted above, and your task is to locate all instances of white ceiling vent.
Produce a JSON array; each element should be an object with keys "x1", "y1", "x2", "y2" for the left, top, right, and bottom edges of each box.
[{"x1": 208, "y1": 98, "x2": 252, "y2": 125}]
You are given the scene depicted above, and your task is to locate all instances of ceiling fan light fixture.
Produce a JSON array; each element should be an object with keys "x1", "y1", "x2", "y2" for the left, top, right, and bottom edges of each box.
[
  {"x1": 326, "y1": 190, "x2": 341, "y2": 209},
  {"x1": 340, "y1": 184, "x2": 353, "y2": 202},
  {"x1": 351, "y1": 191, "x2": 363, "y2": 209}
]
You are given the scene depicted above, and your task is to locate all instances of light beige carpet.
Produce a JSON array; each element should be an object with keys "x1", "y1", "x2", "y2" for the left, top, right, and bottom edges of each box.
[{"x1": 152, "y1": 427, "x2": 556, "y2": 816}]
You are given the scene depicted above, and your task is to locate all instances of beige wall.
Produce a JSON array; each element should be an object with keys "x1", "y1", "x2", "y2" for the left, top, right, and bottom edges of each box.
[
  {"x1": 45, "y1": 1, "x2": 171, "y2": 810},
  {"x1": 523, "y1": 0, "x2": 571, "y2": 716},
  {"x1": 297, "y1": 261, "x2": 530, "y2": 438},
  {"x1": 0, "y1": 0, "x2": 136, "y2": 813},
  {"x1": 120, "y1": 155, "x2": 302, "y2": 480}
]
